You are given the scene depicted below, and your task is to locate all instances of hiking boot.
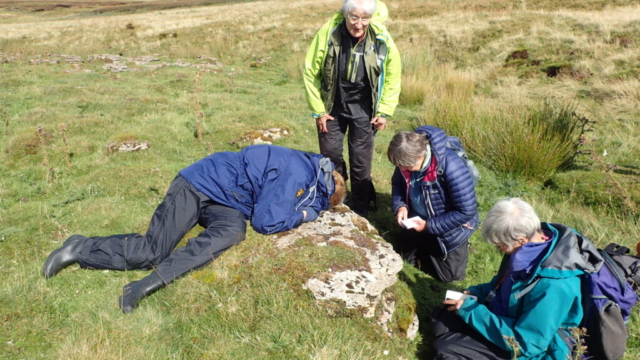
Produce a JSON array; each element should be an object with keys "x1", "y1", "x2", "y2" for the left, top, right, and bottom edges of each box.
[
  {"x1": 119, "y1": 271, "x2": 166, "y2": 314},
  {"x1": 43, "y1": 234, "x2": 87, "y2": 279}
]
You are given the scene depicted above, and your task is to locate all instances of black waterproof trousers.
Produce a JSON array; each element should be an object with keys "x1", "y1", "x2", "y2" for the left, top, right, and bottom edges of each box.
[
  {"x1": 398, "y1": 227, "x2": 468, "y2": 283},
  {"x1": 318, "y1": 115, "x2": 374, "y2": 217},
  {"x1": 431, "y1": 307, "x2": 512, "y2": 360},
  {"x1": 76, "y1": 175, "x2": 247, "y2": 283}
]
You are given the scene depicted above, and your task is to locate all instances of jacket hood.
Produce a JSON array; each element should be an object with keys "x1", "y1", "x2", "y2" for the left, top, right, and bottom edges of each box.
[
  {"x1": 373, "y1": 0, "x2": 389, "y2": 23},
  {"x1": 536, "y1": 222, "x2": 603, "y2": 279},
  {"x1": 319, "y1": 157, "x2": 335, "y2": 196},
  {"x1": 414, "y1": 125, "x2": 448, "y2": 163}
]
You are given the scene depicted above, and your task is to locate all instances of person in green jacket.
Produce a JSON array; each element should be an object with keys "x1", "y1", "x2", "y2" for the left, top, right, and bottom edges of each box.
[
  {"x1": 303, "y1": 0, "x2": 401, "y2": 217},
  {"x1": 432, "y1": 198, "x2": 602, "y2": 360}
]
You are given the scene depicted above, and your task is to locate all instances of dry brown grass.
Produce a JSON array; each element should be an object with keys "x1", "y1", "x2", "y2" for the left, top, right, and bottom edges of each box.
[
  {"x1": 0, "y1": 0, "x2": 326, "y2": 40},
  {"x1": 2, "y1": 0, "x2": 638, "y2": 172}
]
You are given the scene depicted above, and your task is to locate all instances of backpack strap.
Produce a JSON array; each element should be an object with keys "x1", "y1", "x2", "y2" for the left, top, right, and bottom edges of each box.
[
  {"x1": 600, "y1": 249, "x2": 631, "y2": 297},
  {"x1": 515, "y1": 277, "x2": 541, "y2": 301},
  {"x1": 604, "y1": 243, "x2": 631, "y2": 256},
  {"x1": 513, "y1": 277, "x2": 542, "y2": 319},
  {"x1": 603, "y1": 245, "x2": 640, "y2": 291},
  {"x1": 556, "y1": 328, "x2": 578, "y2": 355}
]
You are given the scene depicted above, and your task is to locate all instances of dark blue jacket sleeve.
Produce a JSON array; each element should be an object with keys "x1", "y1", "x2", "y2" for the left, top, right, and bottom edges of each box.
[
  {"x1": 391, "y1": 168, "x2": 408, "y2": 214},
  {"x1": 426, "y1": 150, "x2": 478, "y2": 235},
  {"x1": 303, "y1": 208, "x2": 319, "y2": 222}
]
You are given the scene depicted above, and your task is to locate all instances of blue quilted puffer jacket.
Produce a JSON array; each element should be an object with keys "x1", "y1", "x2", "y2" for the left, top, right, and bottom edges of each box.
[{"x1": 391, "y1": 125, "x2": 479, "y2": 253}]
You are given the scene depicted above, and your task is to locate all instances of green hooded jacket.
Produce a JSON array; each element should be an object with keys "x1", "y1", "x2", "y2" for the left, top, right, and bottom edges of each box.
[{"x1": 303, "y1": 1, "x2": 401, "y2": 118}]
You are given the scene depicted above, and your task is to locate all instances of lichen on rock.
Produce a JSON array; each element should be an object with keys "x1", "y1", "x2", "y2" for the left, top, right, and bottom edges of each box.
[{"x1": 272, "y1": 205, "x2": 417, "y2": 339}]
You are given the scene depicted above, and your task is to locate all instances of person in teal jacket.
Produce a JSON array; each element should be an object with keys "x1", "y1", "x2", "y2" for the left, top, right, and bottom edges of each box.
[
  {"x1": 303, "y1": 0, "x2": 401, "y2": 216},
  {"x1": 432, "y1": 198, "x2": 603, "y2": 360}
]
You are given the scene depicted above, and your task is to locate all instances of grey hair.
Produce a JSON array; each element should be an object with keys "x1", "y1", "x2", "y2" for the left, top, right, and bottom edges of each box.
[
  {"x1": 482, "y1": 198, "x2": 542, "y2": 251},
  {"x1": 341, "y1": 0, "x2": 377, "y2": 17},
  {"x1": 387, "y1": 131, "x2": 430, "y2": 167}
]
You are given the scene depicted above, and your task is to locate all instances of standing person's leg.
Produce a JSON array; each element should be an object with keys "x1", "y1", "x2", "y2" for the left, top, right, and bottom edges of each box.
[
  {"x1": 43, "y1": 175, "x2": 206, "y2": 278},
  {"x1": 318, "y1": 116, "x2": 349, "y2": 182},
  {"x1": 347, "y1": 116, "x2": 374, "y2": 217},
  {"x1": 120, "y1": 203, "x2": 247, "y2": 313}
]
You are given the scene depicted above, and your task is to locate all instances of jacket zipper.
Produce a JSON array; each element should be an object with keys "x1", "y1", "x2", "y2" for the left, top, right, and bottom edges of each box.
[
  {"x1": 423, "y1": 183, "x2": 435, "y2": 217},
  {"x1": 295, "y1": 169, "x2": 321, "y2": 211},
  {"x1": 347, "y1": 41, "x2": 364, "y2": 83}
]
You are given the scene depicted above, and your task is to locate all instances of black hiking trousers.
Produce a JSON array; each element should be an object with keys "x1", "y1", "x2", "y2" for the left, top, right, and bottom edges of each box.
[
  {"x1": 318, "y1": 114, "x2": 374, "y2": 217},
  {"x1": 76, "y1": 175, "x2": 247, "y2": 283},
  {"x1": 398, "y1": 227, "x2": 469, "y2": 283},
  {"x1": 431, "y1": 307, "x2": 512, "y2": 360}
]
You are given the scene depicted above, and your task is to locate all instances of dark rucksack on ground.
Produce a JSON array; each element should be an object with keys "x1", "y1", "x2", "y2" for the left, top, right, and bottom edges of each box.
[
  {"x1": 579, "y1": 245, "x2": 638, "y2": 360},
  {"x1": 603, "y1": 243, "x2": 640, "y2": 290},
  {"x1": 442, "y1": 136, "x2": 480, "y2": 187}
]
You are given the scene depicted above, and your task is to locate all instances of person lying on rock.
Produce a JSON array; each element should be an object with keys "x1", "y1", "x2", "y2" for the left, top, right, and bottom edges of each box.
[{"x1": 43, "y1": 144, "x2": 347, "y2": 313}]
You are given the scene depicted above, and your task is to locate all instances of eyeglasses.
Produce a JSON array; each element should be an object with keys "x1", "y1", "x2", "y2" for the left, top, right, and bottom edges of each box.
[{"x1": 347, "y1": 15, "x2": 371, "y2": 25}]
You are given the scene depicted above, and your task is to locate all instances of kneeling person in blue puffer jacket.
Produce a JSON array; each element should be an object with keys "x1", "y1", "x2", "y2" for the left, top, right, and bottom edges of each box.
[
  {"x1": 43, "y1": 145, "x2": 347, "y2": 313},
  {"x1": 388, "y1": 126, "x2": 479, "y2": 282}
]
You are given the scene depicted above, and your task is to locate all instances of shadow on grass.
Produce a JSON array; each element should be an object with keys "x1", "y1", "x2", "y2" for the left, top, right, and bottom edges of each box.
[
  {"x1": 397, "y1": 262, "x2": 471, "y2": 359},
  {"x1": 365, "y1": 191, "x2": 400, "y2": 244},
  {"x1": 366, "y1": 191, "x2": 470, "y2": 360}
]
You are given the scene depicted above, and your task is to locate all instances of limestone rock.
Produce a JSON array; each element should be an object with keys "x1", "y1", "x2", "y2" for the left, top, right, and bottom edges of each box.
[
  {"x1": 23, "y1": 53, "x2": 229, "y2": 74},
  {"x1": 230, "y1": 128, "x2": 290, "y2": 146},
  {"x1": 105, "y1": 140, "x2": 150, "y2": 154},
  {"x1": 405, "y1": 313, "x2": 420, "y2": 340},
  {"x1": 273, "y1": 205, "x2": 415, "y2": 337},
  {"x1": 103, "y1": 62, "x2": 128, "y2": 72}
]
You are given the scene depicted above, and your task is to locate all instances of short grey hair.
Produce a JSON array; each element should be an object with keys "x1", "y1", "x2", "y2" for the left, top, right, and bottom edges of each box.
[
  {"x1": 387, "y1": 131, "x2": 430, "y2": 167},
  {"x1": 482, "y1": 198, "x2": 542, "y2": 251},
  {"x1": 341, "y1": 0, "x2": 376, "y2": 17}
]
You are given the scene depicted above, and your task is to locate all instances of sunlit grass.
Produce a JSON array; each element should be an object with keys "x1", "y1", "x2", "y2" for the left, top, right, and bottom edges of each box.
[{"x1": 1, "y1": 0, "x2": 640, "y2": 359}]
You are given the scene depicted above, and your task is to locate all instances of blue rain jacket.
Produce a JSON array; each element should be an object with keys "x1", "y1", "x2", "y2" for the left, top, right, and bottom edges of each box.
[{"x1": 179, "y1": 145, "x2": 333, "y2": 234}]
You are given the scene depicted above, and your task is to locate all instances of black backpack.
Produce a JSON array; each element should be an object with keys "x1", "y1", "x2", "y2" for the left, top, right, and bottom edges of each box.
[{"x1": 603, "y1": 243, "x2": 640, "y2": 290}]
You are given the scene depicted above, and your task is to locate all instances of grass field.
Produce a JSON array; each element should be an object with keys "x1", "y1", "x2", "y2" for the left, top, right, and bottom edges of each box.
[{"x1": 1, "y1": 0, "x2": 639, "y2": 359}]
